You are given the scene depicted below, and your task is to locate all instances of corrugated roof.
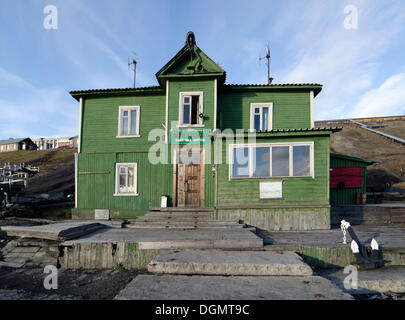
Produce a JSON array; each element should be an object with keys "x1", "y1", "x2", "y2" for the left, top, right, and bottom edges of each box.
[
  {"x1": 330, "y1": 153, "x2": 376, "y2": 165},
  {"x1": 70, "y1": 83, "x2": 323, "y2": 100},
  {"x1": 224, "y1": 83, "x2": 322, "y2": 87},
  {"x1": 255, "y1": 127, "x2": 342, "y2": 133},
  {"x1": 0, "y1": 138, "x2": 29, "y2": 145},
  {"x1": 70, "y1": 85, "x2": 162, "y2": 95}
]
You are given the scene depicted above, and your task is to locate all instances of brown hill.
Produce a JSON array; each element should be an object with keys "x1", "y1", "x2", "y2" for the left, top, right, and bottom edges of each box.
[
  {"x1": 0, "y1": 148, "x2": 76, "y2": 196},
  {"x1": 328, "y1": 124, "x2": 405, "y2": 191}
]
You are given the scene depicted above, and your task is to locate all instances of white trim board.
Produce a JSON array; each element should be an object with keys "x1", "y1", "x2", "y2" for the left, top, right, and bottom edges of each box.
[
  {"x1": 117, "y1": 106, "x2": 141, "y2": 138},
  {"x1": 178, "y1": 91, "x2": 204, "y2": 126},
  {"x1": 228, "y1": 141, "x2": 315, "y2": 180},
  {"x1": 249, "y1": 102, "x2": 273, "y2": 132}
]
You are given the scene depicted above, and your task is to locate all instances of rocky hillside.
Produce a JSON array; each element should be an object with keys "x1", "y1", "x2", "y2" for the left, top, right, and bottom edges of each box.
[
  {"x1": 327, "y1": 123, "x2": 405, "y2": 192},
  {"x1": 0, "y1": 148, "x2": 76, "y2": 196}
]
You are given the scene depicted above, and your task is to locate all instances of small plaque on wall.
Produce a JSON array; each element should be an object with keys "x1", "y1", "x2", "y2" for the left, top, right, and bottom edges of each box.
[
  {"x1": 260, "y1": 181, "x2": 283, "y2": 199},
  {"x1": 95, "y1": 209, "x2": 110, "y2": 220}
]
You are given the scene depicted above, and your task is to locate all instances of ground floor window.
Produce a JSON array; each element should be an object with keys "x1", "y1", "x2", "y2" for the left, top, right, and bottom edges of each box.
[
  {"x1": 230, "y1": 142, "x2": 313, "y2": 179},
  {"x1": 114, "y1": 163, "x2": 138, "y2": 196}
]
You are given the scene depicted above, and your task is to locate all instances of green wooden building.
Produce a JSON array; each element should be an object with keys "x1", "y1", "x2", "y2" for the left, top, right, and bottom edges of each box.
[{"x1": 70, "y1": 32, "x2": 341, "y2": 230}]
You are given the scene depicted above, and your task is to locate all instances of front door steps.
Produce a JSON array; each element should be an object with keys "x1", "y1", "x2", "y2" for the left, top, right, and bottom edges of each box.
[
  {"x1": 127, "y1": 208, "x2": 245, "y2": 230},
  {"x1": 115, "y1": 250, "x2": 353, "y2": 300}
]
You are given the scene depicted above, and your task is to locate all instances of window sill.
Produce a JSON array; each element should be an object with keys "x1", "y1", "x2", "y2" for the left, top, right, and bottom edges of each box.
[
  {"x1": 230, "y1": 176, "x2": 314, "y2": 180},
  {"x1": 176, "y1": 124, "x2": 205, "y2": 128},
  {"x1": 113, "y1": 193, "x2": 139, "y2": 197},
  {"x1": 116, "y1": 135, "x2": 141, "y2": 138}
]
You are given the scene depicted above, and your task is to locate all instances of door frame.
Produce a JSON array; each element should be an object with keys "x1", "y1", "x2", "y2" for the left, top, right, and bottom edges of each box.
[{"x1": 173, "y1": 147, "x2": 205, "y2": 207}]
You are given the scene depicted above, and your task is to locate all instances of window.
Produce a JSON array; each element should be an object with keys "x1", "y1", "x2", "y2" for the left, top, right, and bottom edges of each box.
[
  {"x1": 118, "y1": 106, "x2": 140, "y2": 137},
  {"x1": 115, "y1": 163, "x2": 138, "y2": 196},
  {"x1": 230, "y1": 142, "x2": 313, "y2": 179},
  {"x1": 179, "y1": 92, "x2": 203, "y2": 126},
  {"x1": 250, "y1": 103, "x2": 273, "y2": 132}
]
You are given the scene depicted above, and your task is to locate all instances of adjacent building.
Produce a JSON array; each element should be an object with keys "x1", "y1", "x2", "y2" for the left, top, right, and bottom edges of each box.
[
  {"x1": 0, "y1": 138, "x2": 37, "y2": 153},
  {"x1": 70, "y1": 32, "x2": 341, "y2": 230}
]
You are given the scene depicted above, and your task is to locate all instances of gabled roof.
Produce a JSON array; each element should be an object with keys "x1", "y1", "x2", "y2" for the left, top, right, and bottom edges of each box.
[
  {"x1": 155, "y1": 32, "x2": 226, "y2": 86},
  {"x1": 330, "y1": 153, "x2": 376, "y2": 165},
  {"x1": 70, "y1": 32, "x2": 323, "y2": 99},
  {"x1": 0, "y1": 138, "x2": 30, "y2": 145}
]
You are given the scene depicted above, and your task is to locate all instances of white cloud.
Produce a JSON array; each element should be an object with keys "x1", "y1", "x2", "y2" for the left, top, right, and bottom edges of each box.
[
  {"x1": 276, "y1": 0, "x2": 405, "y2": 120},
  {"x1": 348, "y1": 73, "x2": 405, "y2": 118},
  {"x1": 0, "y1": 67, "x2": 77, "y2": 139}
]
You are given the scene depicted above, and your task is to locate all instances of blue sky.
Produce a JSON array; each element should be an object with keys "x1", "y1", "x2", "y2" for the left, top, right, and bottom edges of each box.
[{"x1": 1, "y1": 0, "x2": 405, "y2": 139}]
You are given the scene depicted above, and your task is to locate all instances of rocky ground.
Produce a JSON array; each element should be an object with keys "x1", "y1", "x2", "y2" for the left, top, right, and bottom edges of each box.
[{"x1": 0, "y1": 266, "x2": 142, "y2": 300}]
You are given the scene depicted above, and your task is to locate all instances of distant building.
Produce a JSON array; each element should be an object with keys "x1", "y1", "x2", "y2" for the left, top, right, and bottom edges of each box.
[
  {"x1": 69, "y1": 136, "x2": 78, "y2": 148},
  {"x1": 33, "y1": 136, "x2": 78, "y2": 150},
  {"x1": 0, "y1": 138, "x2": 38, "y2": 152}
]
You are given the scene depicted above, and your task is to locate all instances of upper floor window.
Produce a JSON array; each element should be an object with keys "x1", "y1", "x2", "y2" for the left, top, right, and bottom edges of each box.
[
  {"x1": 179, "y1": 92, "x2": 203, "y2": 126},
  {"x1": 250, "y1": 103, "x2": 273, "y2": 132},
  {"x1": 117, "y1": 106, "x2": 140, "y2": 137}
]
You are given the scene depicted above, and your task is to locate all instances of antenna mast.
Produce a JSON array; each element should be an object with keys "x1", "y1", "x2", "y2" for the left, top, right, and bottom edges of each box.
[
  {"x1": 128, "y1": 55, "x2": 137, "y2": 88},
  {"x1": 259, "y1": 45, "x2": 273, "y2": 85}
]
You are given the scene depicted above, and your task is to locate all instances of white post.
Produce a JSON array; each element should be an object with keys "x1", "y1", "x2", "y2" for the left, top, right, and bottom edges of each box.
[
  {"x1": 165, "y1": 81, "x2": 169, "y2": 144},
  {"x1": 78, "y1": 97, "x2": 83, "y2": 153},
  {"x1": 310, "y1": 90, "x2": 314, "y2": 129},
  {"x1": 74, "y1": 153, "x2": 78, "y2": 209},
  {"x1": 214, "y1": 78, "x2": 217, "y2": 131}
]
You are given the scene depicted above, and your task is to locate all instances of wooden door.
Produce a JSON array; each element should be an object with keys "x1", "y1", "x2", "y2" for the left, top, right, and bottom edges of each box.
[{"x1": 176, "y1": 149, "x2": 203, "y2": 207}]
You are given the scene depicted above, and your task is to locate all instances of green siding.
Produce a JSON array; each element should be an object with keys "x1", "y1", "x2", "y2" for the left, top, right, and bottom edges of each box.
[
  {"x1": 330, "y1": 155, "x2": 368, "y2": 205},
  {"x1": 216, "y1": 136, "x2": 330, "y2": 208},
  {"x1": 77, "y1": 152, "x2": 172, "y2": 216},
  {"x1": 218, "y1": 90, "x2": 311, "y2": 130},
  {"x1": 168, "y1": 79, "x2": 215, "y2": 139},
  {"x1": 81, "y1": 94, "x2": 165, "y2": 153}
]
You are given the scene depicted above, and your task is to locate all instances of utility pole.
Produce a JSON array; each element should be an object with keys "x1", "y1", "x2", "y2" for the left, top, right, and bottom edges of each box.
[{"x1": 128, "y1": 57, "x2": 137, "y2": 88}]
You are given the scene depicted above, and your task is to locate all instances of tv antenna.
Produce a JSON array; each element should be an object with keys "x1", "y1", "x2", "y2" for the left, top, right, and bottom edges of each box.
[
  {"x1": 259, "y1": 44, "x2": 273, "y2": 85},
  {"x1": 128, "y1": 52, "x2": 137, "y2": 88}
]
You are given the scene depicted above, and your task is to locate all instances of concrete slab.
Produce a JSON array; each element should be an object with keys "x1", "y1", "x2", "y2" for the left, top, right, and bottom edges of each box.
[
  {"x1": 62, "y1": 228, "x2": 263, "y2": 250},
  {"x1": 114, "y1": 275, "x2": 353, "y2": 300},
  {"x1": 148, "y1": 251, "x2": 313, "y2": 276},
  {"x1": 261, "y1": 225, "x2": 405, "y2": 248},
  {"x1": 318, "y1": 266, "x2": 405, "y2": 294},
  {"x1": 1, "y1": 222, "x2": 105, "y2": 241}
]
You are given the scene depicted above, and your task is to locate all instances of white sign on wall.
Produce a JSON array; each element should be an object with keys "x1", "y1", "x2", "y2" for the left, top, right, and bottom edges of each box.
[{"x1": 260, "y1": 181, "x2": 283, "y2": 199}]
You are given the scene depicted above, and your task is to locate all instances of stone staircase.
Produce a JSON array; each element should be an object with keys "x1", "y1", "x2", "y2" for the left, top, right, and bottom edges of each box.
[
  {"x1": 115, "y1": 251, "x2": 353, "y2": 300},
  {"x1": 127, "y1": 208, "x2": 246, "y2": 230}
]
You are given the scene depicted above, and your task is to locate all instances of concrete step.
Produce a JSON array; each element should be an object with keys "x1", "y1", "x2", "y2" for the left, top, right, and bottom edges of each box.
[
  {"x1": 126, "y1": 223, "x2": 245, "y2": 229},
  {"x1": 144, "y1": 212, "x2": 212, "y2": 218},
  {"x1": 148, "y1": 251, "x2": 313, "y2": 276},
  {"x1": 137, "y1": 216, "x2": 216, "y2": 221},
  {"x1": 133, "y1": 219, "x2": 240, "y2": 224},
  {"x1": 137, "y1": 230, "x2": 263, "y2": 250},
  {"x1": 115, "y1": 275, "x2": 353, "y2": 300},
  {"x1": 1, "y1": 222, "x2": 105, "y2": 241},
  {"x1": 150, "y1": 208, "x2": 214, "y2": 212}
]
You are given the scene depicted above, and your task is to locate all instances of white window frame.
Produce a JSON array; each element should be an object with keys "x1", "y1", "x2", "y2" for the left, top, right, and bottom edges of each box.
[
  {"x1": 178, "y1": 91, "x2": 204, "y2": 127},
  {"x1": 117, "y1": 106, "x2": 141, "y2": 138},
  {"x1": 250, "y1": 103, "x2": 273, "y2": 132},
  {"x1": 114, "y1": 163, "x2": 138, "y2": 196},
  {"x1": 229, "y1": 141, "x2": 314, "y2": 180}
]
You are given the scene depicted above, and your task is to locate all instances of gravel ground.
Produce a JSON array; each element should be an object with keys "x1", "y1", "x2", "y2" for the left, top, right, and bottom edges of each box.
[{"x1": 0, "y1": 266, "x2": 142, "y2": 300}]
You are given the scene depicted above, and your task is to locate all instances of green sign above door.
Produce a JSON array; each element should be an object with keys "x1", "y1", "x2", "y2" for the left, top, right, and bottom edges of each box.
[{"x1": 170, "y1": 128, "x2": 211, "y2": 144}]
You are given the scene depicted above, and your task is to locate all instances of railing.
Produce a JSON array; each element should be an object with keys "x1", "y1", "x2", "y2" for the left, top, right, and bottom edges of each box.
[{"x1": 350, "y1": 120, "x2": 405, "y2": 146}]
